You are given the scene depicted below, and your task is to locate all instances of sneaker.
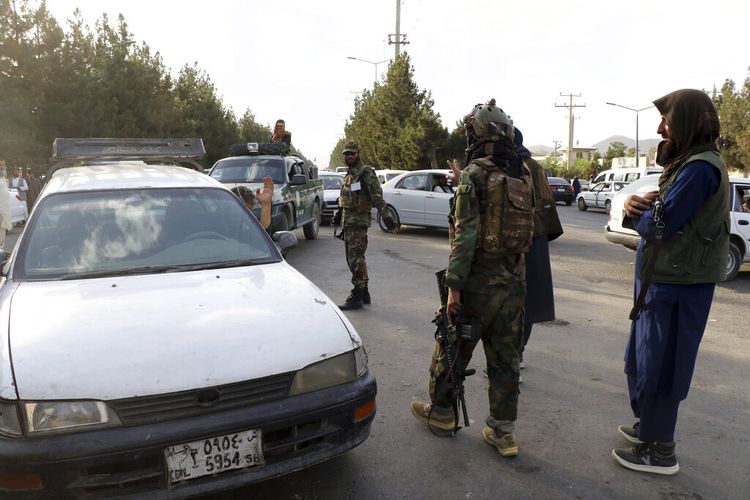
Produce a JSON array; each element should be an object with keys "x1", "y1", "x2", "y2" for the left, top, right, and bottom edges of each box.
[
  {"x1": 410, "y1": 401, "x2": 455, "y2": 431},
  {"x1": 618, "y1": 421, "x2": 644, "y2": 444},
  {"x1": 338, "y1": 288, "x2": 364, "y2": 310},
  {"x1": 482, "y1": 426, "x2": 518, "y2": 457},
  {"x1": 612, "y1": 442, "x2": 679, "y2": 476}
]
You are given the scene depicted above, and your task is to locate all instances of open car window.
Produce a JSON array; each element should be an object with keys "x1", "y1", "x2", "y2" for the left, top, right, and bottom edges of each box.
[{"x1": 15, "y1": 187, "x2": 278, "y2": 280}]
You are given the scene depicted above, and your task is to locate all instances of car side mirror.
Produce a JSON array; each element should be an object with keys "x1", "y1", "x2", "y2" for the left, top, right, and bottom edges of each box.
[
  {"x1": 289, "y1": 174, "x2": 307, "y2": 186},
  {"x1": 272, "y1": 231, "x2": 298, "y2": 254}
]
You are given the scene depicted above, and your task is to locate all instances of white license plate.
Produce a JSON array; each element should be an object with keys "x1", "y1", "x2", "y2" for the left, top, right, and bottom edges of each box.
[
  {"x1": 557, "y1": 187, "x2": 566, "y2": 191},
  {"x1": 165, "y1": 429, "x2": 264, "y2": 484}
]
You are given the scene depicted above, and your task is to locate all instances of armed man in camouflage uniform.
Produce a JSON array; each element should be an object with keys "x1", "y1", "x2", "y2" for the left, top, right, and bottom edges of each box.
[
  {"x1": 333, "y1": 141, "x2": 398, "y2": 310},
  {"x1": 411, "y1": 100, "x2": 534, "y2": 457}
]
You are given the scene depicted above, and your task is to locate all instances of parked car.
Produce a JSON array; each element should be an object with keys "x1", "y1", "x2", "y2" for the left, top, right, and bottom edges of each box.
[
  {"x1": 374, "y1": 169, "x2": 408, "y2": 184},
  {"x1": 319, "y1": 171, "x2": 344, "y2": 223},
  {"x1": 0, "y1": 138, "x2": 376, "y2": 498},
  {"x1": 577, "y1": 179, "x2": 590, "y2": 192},
  {"x1": 377, "y1": 169, "x2": 453, "y2": 231},
  {"x1": 576, "y1": 181, "x2": 627, "y2": 214},
  {"x1": 9, "y1": 188, "x2": 28, "y2": 225},
  {"x1": 604, "y1": 173, "x2": 750, "y2": 281},
  {"x1": 209, "y1": 143, "x2": 323, "y2": 240},
  {"x1": 547, "y1": 177, "x2": 575, "y2": 205}
]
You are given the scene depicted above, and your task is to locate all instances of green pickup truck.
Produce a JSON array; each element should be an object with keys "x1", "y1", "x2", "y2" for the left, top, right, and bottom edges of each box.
[{"x1": 209, "y1": 143, "x2": 323, "y2": 239}]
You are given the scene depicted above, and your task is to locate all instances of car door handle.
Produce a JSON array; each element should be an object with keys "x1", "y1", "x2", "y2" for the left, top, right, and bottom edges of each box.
[
  {"x1": 740, "y1": 220, "x2": 749, "y2": 225},
  {"x1": 394, "y1": 192, "x2": 402, "y2": 196},
  {"x1": 426, "y1": 195, "x2": 435, "y2": 198}
]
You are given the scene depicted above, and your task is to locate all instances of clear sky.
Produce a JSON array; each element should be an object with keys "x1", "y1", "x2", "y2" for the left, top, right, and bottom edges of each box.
[{"x1": 47, "y1": 0, "x2": 750, "y2": 168}]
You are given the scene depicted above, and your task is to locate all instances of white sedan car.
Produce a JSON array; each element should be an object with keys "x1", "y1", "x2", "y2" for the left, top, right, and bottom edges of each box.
[
  {"x1": 576, "y1": 181, "x2": 627, "y2": 214},
  {"x1": 377, "y1": 169, "x2": 454, "y2": 231},
  {"x1": 319, "y1": 171, "x2": 344, "y2": 223},
  {"x1": 0, "y1": 139, "x2": 376, "y2": 498},
  {"x1": 605, "y1": 173, "x2": 750, "y2": 281}
]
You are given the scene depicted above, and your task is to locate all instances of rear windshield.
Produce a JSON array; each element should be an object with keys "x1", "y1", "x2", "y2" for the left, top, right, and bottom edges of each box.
[
  {"x1": 15, "y1": 188, "x2": 278, "y2": 280},
  {"x1": 210, "y1": 157, "x2": 285, "y2": 184}
]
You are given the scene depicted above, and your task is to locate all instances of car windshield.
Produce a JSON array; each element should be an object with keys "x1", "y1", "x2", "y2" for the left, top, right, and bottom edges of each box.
[
  {"x1": 15, "y1": 188, "x2": 278, "y2": 280},
  {"x1": 386, "y1": 173, "x2": 403, "y2": 181},
  {"x1": 322, "y1": 176, "x2": 343, "y2": 190},
  {"x1": 210, "y1": 157, "x2": 284, "y2": 183}
]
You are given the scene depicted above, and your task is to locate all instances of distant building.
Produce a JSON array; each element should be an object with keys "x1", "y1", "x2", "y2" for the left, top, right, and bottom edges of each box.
[{"x1": 560, "y1": 146, "x2": 598, "y2": 162}]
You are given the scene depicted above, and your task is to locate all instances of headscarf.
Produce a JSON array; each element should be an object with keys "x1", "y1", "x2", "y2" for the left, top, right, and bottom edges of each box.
[
  {"x1": 513, "y1": 127, "x2": 532, "y2": 159},
  {"x1": 271, "y1": 120, "x2": 288, "y2": 143},
  {"x1": 653, "y1": 89, "x2": 720, "y2": 187}
]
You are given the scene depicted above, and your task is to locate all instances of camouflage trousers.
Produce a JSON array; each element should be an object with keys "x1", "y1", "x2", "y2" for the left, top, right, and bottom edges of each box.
[
  {"x1": 344, "y1": 226, "x2": 369, "y2": 288},
  {"x1": 429, "y1": 280, "x2": 524, "y2": 425}
]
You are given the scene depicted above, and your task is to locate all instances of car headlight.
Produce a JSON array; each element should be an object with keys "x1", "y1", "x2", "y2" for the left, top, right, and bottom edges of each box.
[
  {"x1": 23, "y1": 401, "x2": 121, "y2": 434},
  {"x1": 0, "y1": 400, "x2": 22, "y2": 437},
  {"x1": 289, "y1": 348, "x2": 367, "y2": 396}
]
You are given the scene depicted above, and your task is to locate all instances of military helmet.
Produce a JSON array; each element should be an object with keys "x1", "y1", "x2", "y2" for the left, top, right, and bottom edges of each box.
[{"x1": 464, "y1": 99, "x2": 514, "y2": 143}]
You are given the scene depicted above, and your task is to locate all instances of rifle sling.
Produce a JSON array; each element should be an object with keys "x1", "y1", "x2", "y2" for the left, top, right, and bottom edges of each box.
[{"x1": 629, "y1": 226, "x2": 664, "y2": 321}]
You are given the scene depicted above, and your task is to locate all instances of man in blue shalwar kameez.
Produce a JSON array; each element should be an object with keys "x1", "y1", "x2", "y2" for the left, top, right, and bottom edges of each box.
[{"x1": 612, "y1": 89, "x2": 729, "y2": 475}]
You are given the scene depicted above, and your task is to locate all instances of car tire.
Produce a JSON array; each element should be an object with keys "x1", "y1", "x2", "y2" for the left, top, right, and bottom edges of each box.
[
  {"x1": 303, "y1": 203, "x2": 320, "y2": 240},
  {"x1": 565, "y1": 199, "x2": 573, "y2": 206},
  {"x1": 605, "y1": 199, "x2": 612, "y2": 215},
  {"x1": 378, "y1": 205, "x2": 400, "y2": 232},
  {"x1": 577, "y1": 198, "x2": 587, "y2": 211},
  {"x1": 725, "y1": 242, "x2": 742, "y2": 281}
]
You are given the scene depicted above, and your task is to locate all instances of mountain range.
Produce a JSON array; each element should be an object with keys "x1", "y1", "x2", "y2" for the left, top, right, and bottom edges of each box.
[{"x1": 529, "y1": 135, "x2": 661, "y2": 156}]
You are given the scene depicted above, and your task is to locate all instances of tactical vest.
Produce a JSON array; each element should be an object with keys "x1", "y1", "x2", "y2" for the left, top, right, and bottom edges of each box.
[
  {"x1": 473, "y1": 158, "x2": 534, "y2": 255},
  {"x1": 339, "y1": 170, "x2": 369, "y2": 213},
  {"x1": 643, "y1": 150, "x2": 729, "y2": 284}
]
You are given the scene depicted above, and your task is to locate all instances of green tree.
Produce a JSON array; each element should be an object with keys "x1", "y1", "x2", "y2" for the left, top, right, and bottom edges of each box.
[
  {"x1": 238, "y1": 109, "x2": 272, "y2": 143},
  {"x1": 715, "y1": 77, "x2": 750, "y2": 174},
  {"x1": 339, "y1": 53, "x2": 447, "y2": 170}
]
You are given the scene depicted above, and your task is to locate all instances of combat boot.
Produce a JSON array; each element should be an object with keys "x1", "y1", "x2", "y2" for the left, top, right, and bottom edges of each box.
[
  {"x1": 482, "y1": 426, "x2": 518, "y2": 457},
  {"x1": 362, "y1": 286, "x2": 371, "y2": 305},
  {"x1": 338, "y1": 288, "x2": 364, "y2": 310},
  {"x1": 410, "y1": 401, "x2": 455, "y2": 431}
]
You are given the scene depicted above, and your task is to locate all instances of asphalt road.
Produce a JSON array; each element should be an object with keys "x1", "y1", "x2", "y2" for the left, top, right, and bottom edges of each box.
[
  {"x1": 8, "y1": 204, "x2": 748, "y2": 499},
  {"x1": 220, "y1": 203, "x2": 749, "y2": 500}
]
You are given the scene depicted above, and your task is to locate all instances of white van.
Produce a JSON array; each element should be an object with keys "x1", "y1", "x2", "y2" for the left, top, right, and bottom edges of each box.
[{"x1": 592, "y1": 166, "x2": 662, "y2": 185}]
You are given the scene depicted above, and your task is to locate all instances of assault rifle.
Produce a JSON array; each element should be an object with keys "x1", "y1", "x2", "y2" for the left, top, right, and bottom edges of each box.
[{"x1": 433, "y1": 270, "x2": 475, "y2": 436}]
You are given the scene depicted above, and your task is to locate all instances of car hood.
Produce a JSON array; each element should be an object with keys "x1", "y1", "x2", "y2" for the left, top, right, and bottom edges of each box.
[{"x1": 7, "y1": 263, "x2": 356, "y2": 400}]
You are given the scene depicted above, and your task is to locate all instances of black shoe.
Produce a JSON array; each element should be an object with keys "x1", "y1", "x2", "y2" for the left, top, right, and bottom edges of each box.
[
  {"x1": 362, "y1": 287, "x2": 371, "y2": 305},
  {"x1": 612, "y1": 442, "x2": 679, "y2": 475},
  {"x1": 338, "y1": 289, "x2": 364, "y2": 310},
  {"x1": 618, "y1": 421, "x2": 644, "y2": 444}
]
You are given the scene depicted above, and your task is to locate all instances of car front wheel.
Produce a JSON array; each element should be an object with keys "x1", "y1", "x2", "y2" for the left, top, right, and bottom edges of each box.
[
  {"x1": 303, "y1": 203, "x2": 320, "y2": 240},
  {"x1": 378, "y1": 205, "x2": 401, "y2": 232},
  {"x1": 725, "y1": 242, "x2": 742, "y2": 281},
  {"x1": 577, "y1": 198, "x2": 587, "y2": 211}
]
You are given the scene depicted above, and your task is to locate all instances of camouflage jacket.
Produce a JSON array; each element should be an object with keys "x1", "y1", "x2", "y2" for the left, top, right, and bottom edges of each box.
[
  {"x1": 445, "y1": 160, "x2": 527, "y2": 291},
  {"x1": 339, "y1": 161, "x2": 386, "y2": 228}
]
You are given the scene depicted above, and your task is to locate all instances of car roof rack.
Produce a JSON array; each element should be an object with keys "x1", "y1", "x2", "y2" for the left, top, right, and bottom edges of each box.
[
  {"x1": 47, "y1": 138, "x2": 207, "y2": 176},
  {"x1": 229, "y1": 142, "x2": 290, "y2": 157}
]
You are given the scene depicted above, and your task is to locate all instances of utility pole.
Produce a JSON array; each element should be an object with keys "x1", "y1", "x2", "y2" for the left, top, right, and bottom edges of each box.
[
  {"x1": 553, "y1": 140, "x2": 561, "y2": 164},
  {"x1": 555, "y1": 93, "x2": 586, "y2": 174},
  {"x1": 388, "y1": 0, "x2": 409, "y2": 59}
]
